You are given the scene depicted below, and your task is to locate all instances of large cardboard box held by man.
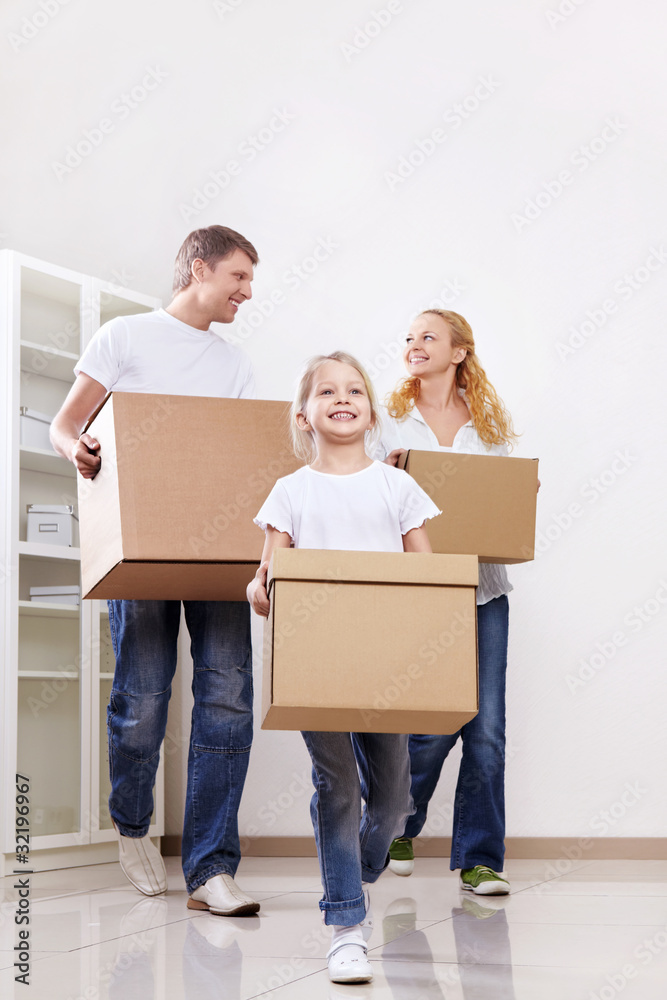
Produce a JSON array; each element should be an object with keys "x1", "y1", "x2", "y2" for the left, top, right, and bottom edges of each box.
[
  {"x1": 398, "y1": 451, "x2": 539, "y2": 563},
  {"x1": 78, "y1": 393, "x2": 301, "y2": 600},
  {"x1": 262, "y1": 548, "x2": 479, "y2": 735}
]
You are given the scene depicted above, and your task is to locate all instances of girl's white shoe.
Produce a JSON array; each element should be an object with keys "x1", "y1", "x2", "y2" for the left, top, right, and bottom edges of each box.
[{"x1": 327, "y1": 925, "x2": 373, "y2": 983}]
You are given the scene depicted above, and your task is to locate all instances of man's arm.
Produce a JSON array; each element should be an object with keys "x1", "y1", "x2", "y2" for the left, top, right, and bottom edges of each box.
[{"x1": 50, "y1": 373, "x2": 108, "y2": 479}]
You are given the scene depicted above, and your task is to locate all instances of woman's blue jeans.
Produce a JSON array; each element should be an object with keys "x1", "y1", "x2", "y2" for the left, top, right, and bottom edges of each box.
[
  {"x1": 301, "y1": 730, "x2": 413, "y2": 926},
  {"x1": 404, "y1": 595, "x2": 509, "y2": 872},
  {"x1": 107, "y1": 599, "x2": 253, "y2": 893}
]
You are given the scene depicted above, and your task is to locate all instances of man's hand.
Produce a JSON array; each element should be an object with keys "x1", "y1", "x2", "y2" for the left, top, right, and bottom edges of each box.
[
  {"x1": 247, "y1": 561, "x2": 270, "y2": 617},
  {"x1": 72, "y1": 433, "x2": 101, "y2": 479},
  {"x1": 50, "y1": 372, "x2": 107, "y2": 478},
  {"x1": 384, "y1": 448, "x2": 407, "y2": 467}
]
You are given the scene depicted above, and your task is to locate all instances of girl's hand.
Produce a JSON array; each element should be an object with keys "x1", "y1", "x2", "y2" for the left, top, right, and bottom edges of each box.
[
  {"x1": 384, "y1": 448, "x2": 407, "y2": 467},
  {"x1": 247, "y1": 561, "x2": 271, "y2": 617}
]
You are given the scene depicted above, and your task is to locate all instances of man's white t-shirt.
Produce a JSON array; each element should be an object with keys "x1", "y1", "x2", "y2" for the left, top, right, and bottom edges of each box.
[
  {"x1": 254, "y1": 461, "x2": 440, "y2": 552},
  {"x1": 74, "y1": 308, "x2": 255, "y2": 398},
  {"x1": 375, "y1": 402, "x2": 512, "y2": 605}
]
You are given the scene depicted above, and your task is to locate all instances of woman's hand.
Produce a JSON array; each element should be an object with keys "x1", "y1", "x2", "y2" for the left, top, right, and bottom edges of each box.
[
  {"x1": 384, "y1": 448, "x2": 407, "y2": 468},
  {"x1": 247, "y1": 561, "x2": 270, "y2": 617}
]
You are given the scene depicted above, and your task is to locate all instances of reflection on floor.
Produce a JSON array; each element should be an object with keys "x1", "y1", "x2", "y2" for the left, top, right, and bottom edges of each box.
[{"x1": 2, "y1": 857, "x2": 667, "y2": 998}]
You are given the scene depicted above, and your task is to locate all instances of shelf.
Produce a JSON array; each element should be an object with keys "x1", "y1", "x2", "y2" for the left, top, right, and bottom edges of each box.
[
  {"x1": 20, "y1": 265, "x2": 84, "y2": 305},
  {"x1": 20, "y1": 445, "x2": 75, "y2": 476},
  {"x1": 18, "y1": 600, "x2": 80, "y2": 618},
  {"x1": 100, "y1": 673, "x2": 114, "y2": 680},
  {"x1": 18, "y1": 671, "x2": 79, "y2": 680},
  {"x1": 19, "y1": 541, "x2": 80, "y2": 561},
  {"x1": 20, "y1": 340, "x2": 78, "y2": 384}
]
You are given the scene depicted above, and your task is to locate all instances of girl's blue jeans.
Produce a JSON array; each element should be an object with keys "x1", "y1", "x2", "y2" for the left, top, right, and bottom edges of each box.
[
  {"x1": 106, "y1": 599, "x2": 253, "y2": 894},
  {"x1": 301, "y1": 730, "x2": 413, "y2": 926},
  {"x1": 404, "y1": 595, "x2": 510, "y2": 872}
]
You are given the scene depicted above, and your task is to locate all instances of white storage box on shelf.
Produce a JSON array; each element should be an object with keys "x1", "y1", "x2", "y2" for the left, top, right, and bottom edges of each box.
[
  {"x1": 19, "y1": 406, "x2": 55, "y2": 451},
  {"x1": 26, "y1": 504, "x2": 78, "y2": 546},
  {"x1": 29, "y1": 585, "x2": 81, "y2": 606}
]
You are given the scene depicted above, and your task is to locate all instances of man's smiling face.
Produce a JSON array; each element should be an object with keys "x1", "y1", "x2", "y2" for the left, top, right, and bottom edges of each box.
[{"x1": 199, "y1": 248, "x2": 254, "y2": 323}]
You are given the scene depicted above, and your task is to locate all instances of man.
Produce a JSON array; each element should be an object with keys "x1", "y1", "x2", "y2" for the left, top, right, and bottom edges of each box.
[{"x1": 51, "y1": 225, "x2": 260, "y2": 916}]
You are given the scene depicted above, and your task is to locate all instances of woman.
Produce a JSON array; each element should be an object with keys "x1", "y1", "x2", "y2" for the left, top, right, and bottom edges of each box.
[{"x1": 378, "y1": 308, "x2": 522, "y2": 896}]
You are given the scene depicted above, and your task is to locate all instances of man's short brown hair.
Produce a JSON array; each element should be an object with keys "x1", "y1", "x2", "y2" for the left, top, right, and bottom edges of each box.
[{"x1": 172, "y1": 225, "x2": 259, "y2": 293}]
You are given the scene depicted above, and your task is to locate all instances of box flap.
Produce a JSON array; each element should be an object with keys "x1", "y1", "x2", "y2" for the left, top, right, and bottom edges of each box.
[
  {"x1": 83, "y1": 392, "x2": 112, "y2": 433},
  {"x1": 267, "y1": 548, "x2": 478, "y2": 591}
]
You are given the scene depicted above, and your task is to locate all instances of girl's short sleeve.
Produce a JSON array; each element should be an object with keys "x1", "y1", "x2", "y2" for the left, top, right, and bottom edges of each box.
[
  {"x1": 398, "y1": 472, "x2": 441, "y2": 535},
  {"x1": 254, "y1": 481, "x2": 294, "y2": 541}
]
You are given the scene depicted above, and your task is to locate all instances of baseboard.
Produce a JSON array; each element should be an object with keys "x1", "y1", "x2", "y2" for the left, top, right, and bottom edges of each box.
[
  {"x1": 1, "y1": 841, "x2": 119, "y2": 876},
  {"x1": 161, "y1": 835, "x2": 667, "y2": 860}
]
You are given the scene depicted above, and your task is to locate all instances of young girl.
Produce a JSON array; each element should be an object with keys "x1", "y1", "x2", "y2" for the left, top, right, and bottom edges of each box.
[
  {"x1": 248, "y1": 351, "x2": 440, "y2": 984},
  {"x1": 378, "y1": 308, "x2": 531, "y2": 896}
]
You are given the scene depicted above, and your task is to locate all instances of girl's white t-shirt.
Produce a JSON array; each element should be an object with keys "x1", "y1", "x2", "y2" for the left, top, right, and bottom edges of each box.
[
  {"x1": 254, "y1": 461, "x2": 440, "y2": 552},
  {"x1": 375, "y1": 402, "x2": 512, "y2": 605},
  {"x1": 74, "y1": 308, "x2": 255, "y2": 398}
]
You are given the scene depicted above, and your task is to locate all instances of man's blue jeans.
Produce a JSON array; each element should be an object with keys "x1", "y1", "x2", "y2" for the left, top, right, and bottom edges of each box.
[
  {"x1": 301, "y1": 730, "x2": 413, "y2": 926},
  {"x1": 404, "y1": 595, "x2": 509, "y2": 872},
  {"x1": 106, "y1": 599, "x2": 253, "y2": 894}
]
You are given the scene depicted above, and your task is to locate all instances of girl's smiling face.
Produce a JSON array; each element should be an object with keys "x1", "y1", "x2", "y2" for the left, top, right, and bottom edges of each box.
[
  {"x1": 297, "y1": 360, "x2": 374, "y2": 444},
  {"x1": 403, "y1": 312, "x2": 467, "y2": 377}
]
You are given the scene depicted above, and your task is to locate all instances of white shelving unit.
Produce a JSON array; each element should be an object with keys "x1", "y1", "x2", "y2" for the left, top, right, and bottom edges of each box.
[{"x1": 1, "y1": 250, "x2": 163, "y2": 873}]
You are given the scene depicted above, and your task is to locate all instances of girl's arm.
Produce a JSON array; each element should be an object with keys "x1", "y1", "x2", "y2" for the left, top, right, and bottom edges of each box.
[
  {"x1": 402, "y1": 524, "x2": 432, "y2": 553},
  {"x1": 247, "y1": 526, "x2": 292, "y2": 617}
]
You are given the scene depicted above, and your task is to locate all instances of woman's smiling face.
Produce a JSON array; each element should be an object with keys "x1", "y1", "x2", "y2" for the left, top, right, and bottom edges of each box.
[{"x1": 403, "y1": 312, "x2": 466, "y2": 377}]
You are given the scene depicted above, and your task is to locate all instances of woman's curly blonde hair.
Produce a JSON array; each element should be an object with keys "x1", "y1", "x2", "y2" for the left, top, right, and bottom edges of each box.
[{"x1": 386, "y1": 309, "x2": 517, "y2": 449}]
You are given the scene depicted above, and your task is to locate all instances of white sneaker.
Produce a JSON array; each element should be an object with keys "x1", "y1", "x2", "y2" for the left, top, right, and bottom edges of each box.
[
  {"x1": 187, "y1": 873, "x2": 260, "y2": 916},
  {"x1": 115, "y1": 825, "x2": 167, "y2": 896},
  {"x1": 387, "y1": 837, "x2": 414, "y2": 877},
  {"x1": 327, "y1": 925, "x2": 373, "y2": 984},
  {"x1": 388, "y1": 857, "x2": 415, "y2": 876}
]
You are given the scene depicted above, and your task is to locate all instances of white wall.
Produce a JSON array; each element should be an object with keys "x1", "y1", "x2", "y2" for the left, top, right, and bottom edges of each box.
[{"x1": 3, "y1": 0, "x2": 666, "y2": 841}]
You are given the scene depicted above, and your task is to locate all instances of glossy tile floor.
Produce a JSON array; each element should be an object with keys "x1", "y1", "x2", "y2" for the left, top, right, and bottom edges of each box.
[{"x1": 2, "y1": 856, "x2": 667, "y2": 998}]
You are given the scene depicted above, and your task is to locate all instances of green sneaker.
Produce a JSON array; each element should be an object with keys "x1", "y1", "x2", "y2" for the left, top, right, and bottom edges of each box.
[
  {"x1": 388, "y1": 838, "x2": 414, "y2": 877},
  {"x1": 460, "y1": 865, "x2": 510, "y2": 895}
]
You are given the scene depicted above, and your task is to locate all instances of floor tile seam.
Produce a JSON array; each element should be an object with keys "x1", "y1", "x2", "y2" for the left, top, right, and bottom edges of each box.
[
  {"x1": 366, "y1": 915, "x2": 457, "y2": 954},
  {"x1": 1, "y1": 886, "x2": 125, "y2": 905},
  {"x1": 523, "y1": 889, "x2": 667, "y2": 897},
  {"x1": 508, "y1": 873, "x2": 585, "y2": 895},
  {"x1": 248, "y1": 963, "x2": 329, "y2": 998}
]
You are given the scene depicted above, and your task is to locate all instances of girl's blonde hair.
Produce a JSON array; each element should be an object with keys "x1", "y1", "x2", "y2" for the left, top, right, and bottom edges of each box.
[
  {"x1": 291, "y1": 351, "x2": 381, "y2": 462},
  {"x1": 386, "y1": 309, "x2": 517, "y2": 448}
]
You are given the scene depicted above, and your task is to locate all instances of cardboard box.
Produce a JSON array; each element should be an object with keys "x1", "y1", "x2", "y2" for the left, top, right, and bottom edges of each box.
[
  {"x1": 262, "y1": 548, "x2": 479, "y2": 735},
  {"x1": 26, "y1": 504, "x2": 78, "y2": 546},
  {"x1": 78, "y1": 393, "x2": 302, "y2": 600},
  {"x1": 399, "y1": 451, "x2": 539, "y2": 563}
]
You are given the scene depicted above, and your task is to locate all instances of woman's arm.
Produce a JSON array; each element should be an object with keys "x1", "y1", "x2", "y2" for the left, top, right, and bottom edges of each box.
[
  {"x1": 402, "y1": 524, "x2": 433, "y2": 553},
  {"x1": 247, "y1": 526, "x2": 292, "y2": 617}
]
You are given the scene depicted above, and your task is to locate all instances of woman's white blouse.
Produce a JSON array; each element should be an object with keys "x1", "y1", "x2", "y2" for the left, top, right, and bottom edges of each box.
[{"x1": 375, "y1": 404, "x2": 513, "y2": 606}]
